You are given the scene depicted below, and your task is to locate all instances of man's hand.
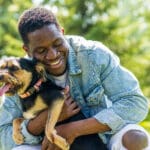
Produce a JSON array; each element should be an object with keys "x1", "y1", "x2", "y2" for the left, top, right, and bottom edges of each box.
[
  {"x1": 42, "y1": 136, "x2": 61, "y2": 150},
  {"x1": 58, "y1": 86, "x2": 80, "y2": 122},
  {"x1": 55, "y1": 123, "x2": 77, "y2": 145}
]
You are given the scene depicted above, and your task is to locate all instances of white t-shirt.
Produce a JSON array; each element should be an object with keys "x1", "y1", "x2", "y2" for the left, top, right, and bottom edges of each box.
[{"x1": 52, "y1": 71, "x2": 68, "y2": 88}]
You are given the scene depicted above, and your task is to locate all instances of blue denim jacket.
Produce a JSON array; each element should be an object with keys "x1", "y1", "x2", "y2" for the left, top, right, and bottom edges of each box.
[{"x1": 0, "y1": 36, "x2": 148, "y2": 149}]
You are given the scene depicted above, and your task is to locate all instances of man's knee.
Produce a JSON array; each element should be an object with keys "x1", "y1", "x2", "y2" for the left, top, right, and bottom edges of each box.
[{"x1": 122, "y1": 129, "x2": 148, "y2": 150}]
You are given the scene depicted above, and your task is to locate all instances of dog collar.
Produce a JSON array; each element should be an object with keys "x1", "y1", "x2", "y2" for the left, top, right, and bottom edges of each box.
[{"x1": 19, "y1": 78, "x2": 44, "y2": 99}]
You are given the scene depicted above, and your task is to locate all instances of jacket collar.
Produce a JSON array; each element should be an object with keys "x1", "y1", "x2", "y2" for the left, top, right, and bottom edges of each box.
[{"x1": 67, "y1": 43, "x2": 82, "y2": 75}]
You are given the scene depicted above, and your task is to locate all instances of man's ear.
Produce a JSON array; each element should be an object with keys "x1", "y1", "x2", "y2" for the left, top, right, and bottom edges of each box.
[
  {"x1": 23, "y1": 45, "x2": 32, "y2": 57},
  {"x1": 61, "y1": 27, "x2": 64, "y2": 34}
]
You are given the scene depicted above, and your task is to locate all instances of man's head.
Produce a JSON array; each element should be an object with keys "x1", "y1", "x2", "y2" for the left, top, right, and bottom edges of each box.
[
  {"x1": 18, "y1": 7, "x2": 69, "y2": 76},
  {"x1": 18, "y1": 7, "x2": 60, "y2": 45}
]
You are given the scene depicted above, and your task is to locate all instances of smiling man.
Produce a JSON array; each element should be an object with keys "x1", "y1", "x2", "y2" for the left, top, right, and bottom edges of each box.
[{"x1": 0, "y1": 7, "x2": 150, "y2": 150}]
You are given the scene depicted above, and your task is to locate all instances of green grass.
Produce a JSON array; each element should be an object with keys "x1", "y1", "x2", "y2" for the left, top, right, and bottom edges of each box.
[{"x1": 141, "y1": 110, "x2": 150, "y2": 133}]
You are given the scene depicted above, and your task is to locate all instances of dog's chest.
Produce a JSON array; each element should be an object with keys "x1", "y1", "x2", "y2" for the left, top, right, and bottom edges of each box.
[{"x1": 22, "y1": 95, "x2": 48, "y2": 119}]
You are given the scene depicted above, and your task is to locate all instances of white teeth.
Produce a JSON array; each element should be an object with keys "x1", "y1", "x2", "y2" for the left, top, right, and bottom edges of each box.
[{"x1": 50, "y1": 60, "x2": 60, "y2": 65}]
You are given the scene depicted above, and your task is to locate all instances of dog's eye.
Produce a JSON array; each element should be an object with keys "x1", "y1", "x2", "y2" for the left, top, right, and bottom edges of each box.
[
  {"x1": 0, "y1": 65, "x2": 6, "y2": 70},
  {"x1": 9, "y1": 66, "x2": 20, "y2": 72}
]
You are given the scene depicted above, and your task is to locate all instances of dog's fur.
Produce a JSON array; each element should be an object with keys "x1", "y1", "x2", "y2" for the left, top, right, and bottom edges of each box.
[{"x1": 0, "y1": 57, "x2": 108, "y2": 150}]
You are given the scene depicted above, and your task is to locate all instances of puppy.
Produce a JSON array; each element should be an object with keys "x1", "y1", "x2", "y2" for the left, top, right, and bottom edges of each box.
[{"x1": 0, "y1": 57, "x2": 69, "y2": 150}]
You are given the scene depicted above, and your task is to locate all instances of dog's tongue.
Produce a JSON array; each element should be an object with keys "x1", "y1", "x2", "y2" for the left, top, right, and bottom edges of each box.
[{"x1": 0, "y1": 84, "x2": 11, "y2": 96}]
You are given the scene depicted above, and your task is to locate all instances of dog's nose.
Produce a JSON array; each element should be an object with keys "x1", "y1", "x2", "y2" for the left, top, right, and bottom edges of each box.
[{"x1": 0, "y1": 75, "x2": 4, "y2": 80}]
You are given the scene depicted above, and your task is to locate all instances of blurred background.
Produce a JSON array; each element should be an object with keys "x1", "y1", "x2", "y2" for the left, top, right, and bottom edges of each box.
[{"x1": 0, "y1": 0, "x2": 149, "y2": 132}]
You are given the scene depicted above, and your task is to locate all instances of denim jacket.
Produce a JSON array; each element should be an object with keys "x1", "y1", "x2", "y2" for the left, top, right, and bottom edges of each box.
[{"x1": 0, "y1": 35, "x2": 148, "y2": 149}]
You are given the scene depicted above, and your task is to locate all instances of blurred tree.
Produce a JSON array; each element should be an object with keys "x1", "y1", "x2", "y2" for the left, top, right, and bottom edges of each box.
[{"x1": 0, "y1": 0, "x2": 32, "y2": 57}]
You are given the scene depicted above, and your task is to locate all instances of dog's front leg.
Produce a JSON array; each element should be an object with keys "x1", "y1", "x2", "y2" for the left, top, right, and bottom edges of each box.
[
  {"x1": 13, "y1": 118, "x2": 25, "y2": 144},
  {"x1": 45, "y1": 98, "x2": 70, "y2": 150}
]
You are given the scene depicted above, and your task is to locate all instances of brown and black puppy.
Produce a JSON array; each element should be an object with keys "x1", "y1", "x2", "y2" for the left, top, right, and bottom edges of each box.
[
  {"x1": 0, "y1": 57, "x2": 108, "y2": 150},
  {"x1": 0, "y1": 57, "x2": 69, "y2": 150}
]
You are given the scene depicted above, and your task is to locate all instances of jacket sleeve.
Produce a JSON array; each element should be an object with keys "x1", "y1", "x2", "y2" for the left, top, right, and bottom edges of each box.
[
  {"x1": 0, "y1": 95, "x2": 42, "y2": 150},
  {"x1": 93, "y1": 47, "x2": 149, "y2": 134}
]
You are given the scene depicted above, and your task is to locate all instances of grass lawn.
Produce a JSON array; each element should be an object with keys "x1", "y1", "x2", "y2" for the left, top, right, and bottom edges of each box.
[{"x1": 141, "y1": 110, "x2": 150, "y2": 133}]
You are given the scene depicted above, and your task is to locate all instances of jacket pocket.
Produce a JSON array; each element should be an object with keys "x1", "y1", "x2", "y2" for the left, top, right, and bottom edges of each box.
[{"x1": 85, "y1": 85, "x2": 104, "y2": 106}]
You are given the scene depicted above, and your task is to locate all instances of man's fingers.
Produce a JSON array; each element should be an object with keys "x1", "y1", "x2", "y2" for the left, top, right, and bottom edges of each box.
[
  {"x1": 72, "y1": 107, "x2": 81, "y2": 114},
  {"x1": 45, "y1": 143, "x2": 56, "y2": 150},
  {"x1": 47, "y1": 144, "x2": 61, "y2": 150},
  {"x1": 41, "y1": 140, "x2": 49, "y2": 150},
  {"x1": 65, "y1": 96, "x2": 73, "y2": 104},
  {"x1": 42, "y1": 136, "x2": 54, "y2": 150},
  {"x1": 65, "y1": 85, "x2": 70, "y2": 93},
  {"x1": 47, "y1": 144, "x2": 53, "y2": 150},
  {"x1": 63, "y1": 85, "x2": 69, "y2": 95},
  {"x1": 65, "y1": 98, "x2": 80, "y2": 111},
  {"x1": 69, "y1": 101, "x2": 79, "y2": 109},
  {"x1": 65, "y1": 94, "x2": 71, "y2": 100}
]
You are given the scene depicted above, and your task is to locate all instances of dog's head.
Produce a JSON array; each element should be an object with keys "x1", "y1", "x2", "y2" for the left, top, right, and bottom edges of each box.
[{"x1": 0, "y1": 57, "x2": 46, "y2": 96}]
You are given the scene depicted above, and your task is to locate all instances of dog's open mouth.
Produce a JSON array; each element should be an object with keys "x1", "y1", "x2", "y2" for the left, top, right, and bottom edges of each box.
[{"x1": 0, "y1": 83, "x2": 11, "y2": 96}]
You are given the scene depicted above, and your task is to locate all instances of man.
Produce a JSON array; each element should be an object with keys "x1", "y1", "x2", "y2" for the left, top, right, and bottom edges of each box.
[{"x1": 0, "y1": 7, "x2": 150, "y2": 150}]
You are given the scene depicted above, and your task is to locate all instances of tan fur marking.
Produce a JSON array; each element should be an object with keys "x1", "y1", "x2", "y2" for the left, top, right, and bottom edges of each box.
[
  {"x1": 13, "y1": 118, "x2": 25, "y2": 144},
  {"x1": 23, "y1": 96, "x2": 48, "y2": 119},
  {"x1": 14, "y1": 70, "x2": 32, "y2": 95}
]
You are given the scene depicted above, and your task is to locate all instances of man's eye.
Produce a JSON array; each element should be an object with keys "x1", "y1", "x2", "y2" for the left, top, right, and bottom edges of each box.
[
  {"x1": 54, "y1": 41, "x2": 63, "y2": 47},
  {"x1": 37, "y1": 49, "x2": 46, "y2": 54}
]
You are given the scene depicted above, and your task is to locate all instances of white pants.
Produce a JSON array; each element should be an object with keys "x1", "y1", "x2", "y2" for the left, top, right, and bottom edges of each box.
[
  {"x1": 12, "y1": 124, "x2": 150, "y2": 150},
  {"x1": 12, "y1": 145, "x2": 41, "y2": 150},
  {"x1": 108, "y1": 124, "x2": 150, "y2": 150}
]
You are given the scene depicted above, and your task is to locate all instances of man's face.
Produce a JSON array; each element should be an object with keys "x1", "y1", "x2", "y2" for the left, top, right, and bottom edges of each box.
[{"x1": 24, "y1": 24, "x2": 69, "y2": 76}]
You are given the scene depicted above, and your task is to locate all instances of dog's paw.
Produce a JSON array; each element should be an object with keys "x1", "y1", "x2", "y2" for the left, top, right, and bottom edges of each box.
[
  {"x1": 55, "y1": 137, "x2": 70, "y2": 150},
  {"x1": 49, "y1": 130, "x2": 70, "y2": 150},
  {"x1": 13, "y1": 132, "x2": 24, "y2": 145}
]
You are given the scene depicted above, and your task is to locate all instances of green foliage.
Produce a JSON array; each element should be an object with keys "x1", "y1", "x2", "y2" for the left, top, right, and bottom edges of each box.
[
  {"x1": 141, "y1": 109, "x2": 150, "y2": 133},
  {"x1": 0, "y1": 0, "x2": 33, "y2": 57}
]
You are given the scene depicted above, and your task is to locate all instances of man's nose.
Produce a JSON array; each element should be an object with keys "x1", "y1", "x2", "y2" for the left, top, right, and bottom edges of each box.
[{"x1": 45, "y1": 48, "x2": 58, "y2": 60}]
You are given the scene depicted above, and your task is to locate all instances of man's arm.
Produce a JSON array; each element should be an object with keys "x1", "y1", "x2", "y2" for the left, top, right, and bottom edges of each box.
[
  {"x1": 93, "y1": 50, "x2": 149, "y2": 133},
  {"x1": 0, "y1": 96, "x2": 21, "y2": 150},
  {"x1": 0, "y1": 98, "x2": 17, "y2": 150},
  {"x1": 27, "y1": 109, "x2": 48, "y2": 135},
  {"x1": 55, "y1": 117, "x2": 111, "y2": 145}
]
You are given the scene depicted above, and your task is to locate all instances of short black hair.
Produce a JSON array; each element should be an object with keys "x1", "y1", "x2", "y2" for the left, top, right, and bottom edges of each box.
[{"x1": 18, "y1": 7, "x2": 60, "y2": 44}]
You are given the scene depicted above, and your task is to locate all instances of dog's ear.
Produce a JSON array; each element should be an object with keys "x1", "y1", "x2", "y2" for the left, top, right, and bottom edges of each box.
[{"x1": 35, "y1": 63, "x2": 47, "y2": 81}]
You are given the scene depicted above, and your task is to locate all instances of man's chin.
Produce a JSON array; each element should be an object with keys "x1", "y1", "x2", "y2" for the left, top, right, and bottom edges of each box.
[{"x1": 47, "y1": 68, "x2": 67, "y2": 76}]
